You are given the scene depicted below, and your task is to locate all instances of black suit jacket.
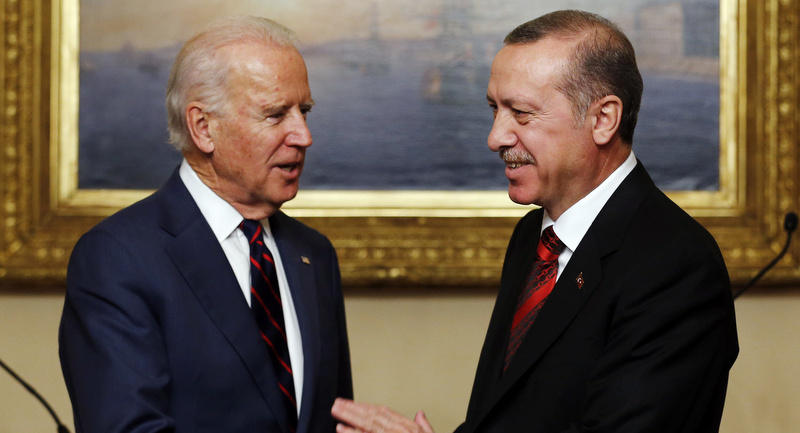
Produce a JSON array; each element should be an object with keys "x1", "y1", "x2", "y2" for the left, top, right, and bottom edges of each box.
[
  {"x1": 59, "y1": 169, "x2": 353, "y2": 433},
  {"x1": 457, "y1": 163, "x2": 738, "y2": 433}
]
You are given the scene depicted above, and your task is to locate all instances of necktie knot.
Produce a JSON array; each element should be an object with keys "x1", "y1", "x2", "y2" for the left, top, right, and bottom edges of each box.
[
  {"x1": 537, "y1": 226, "x2": 565, "y2": 261},
  {"x1": 239, "y1": 219, "x2": 263, "y2": 244}
]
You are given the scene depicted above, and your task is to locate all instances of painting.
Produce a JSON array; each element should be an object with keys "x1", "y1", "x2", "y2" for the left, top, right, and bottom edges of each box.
[
  {"x1": 78, "y1": 0, "x2": 719, "y2": 192},
  {"x1": 2, "y1": 0, "x2": 800, "y2": 289}
]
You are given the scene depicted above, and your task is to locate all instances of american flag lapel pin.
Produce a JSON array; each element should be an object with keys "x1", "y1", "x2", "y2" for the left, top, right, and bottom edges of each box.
[
  {"x1": 301, "y1": 256, "x2": 311, "y2": 265},
  {"x1": 575, "y1": 272, "x2": 585, "y2": 289}
]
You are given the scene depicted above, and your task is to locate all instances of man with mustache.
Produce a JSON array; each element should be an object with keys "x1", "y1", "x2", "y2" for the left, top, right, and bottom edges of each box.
[
  {"x1": 59, "y1": 15, "x2": 352, "y2": 433},
  {"x1": 332, "y1": 9, "x2": 738, "y2": 433}
]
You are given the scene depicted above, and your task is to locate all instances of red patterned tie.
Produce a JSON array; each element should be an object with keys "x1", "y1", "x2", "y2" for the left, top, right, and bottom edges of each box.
[
  {"x1": 504, "y1": 225, "x2": 565, "y2": 371},
  {"x1": 239, "y1": 219, "x2": 297, "y2": 432}
]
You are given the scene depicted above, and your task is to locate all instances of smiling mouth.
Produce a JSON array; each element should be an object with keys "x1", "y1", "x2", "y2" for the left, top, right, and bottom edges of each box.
[{"x1": 500, "y1": 149, "x2": 534, "y2": 169}]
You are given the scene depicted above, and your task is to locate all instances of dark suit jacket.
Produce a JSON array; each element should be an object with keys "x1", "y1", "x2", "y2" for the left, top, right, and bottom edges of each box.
[
  {"x1": 59, "y1": 169, "x2": 353, "y2": 433},
  {"x1": 457, "y1": 163, "x2": 738, "y2": 433}
]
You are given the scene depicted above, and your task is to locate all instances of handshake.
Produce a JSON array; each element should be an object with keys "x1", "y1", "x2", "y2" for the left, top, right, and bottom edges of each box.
[{"x1": 331, "y1": 398, "x2": 435, "y2": 433}]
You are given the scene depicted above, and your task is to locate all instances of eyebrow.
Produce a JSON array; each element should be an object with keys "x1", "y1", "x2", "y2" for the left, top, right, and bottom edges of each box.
[
  {"x1": 260, "y1": 99, "x2": 316, "y2": 115},
  {"x1": 487, "y1": 94, "x2": 518, "y2": 108}
]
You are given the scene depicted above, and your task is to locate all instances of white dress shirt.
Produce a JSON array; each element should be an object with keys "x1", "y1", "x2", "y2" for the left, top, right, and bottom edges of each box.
[
  {"x1": 544, "y1": 151, "x2": 638, "y2": 281},
  {"x1": 179, "y1": 159, "x2": 304, "y2": 413}
]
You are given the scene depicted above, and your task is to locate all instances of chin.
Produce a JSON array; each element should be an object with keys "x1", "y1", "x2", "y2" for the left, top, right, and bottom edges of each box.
[
  {"x1": 278, "y1": 189, "x2": 300, "y2": 205},
  {"x1": 507, "y1": 188, "x2": 537, "y2": 206}
]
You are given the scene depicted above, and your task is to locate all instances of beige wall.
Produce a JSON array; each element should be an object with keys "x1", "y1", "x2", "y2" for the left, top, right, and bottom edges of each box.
[{"x1": 0, "y1": 289, "x2": 798, "y2": 432}]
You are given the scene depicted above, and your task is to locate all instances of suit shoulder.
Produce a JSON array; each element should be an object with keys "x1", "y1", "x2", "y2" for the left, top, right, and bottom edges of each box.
[
  {"x1": 626, "y1": 189, "x2": 725, "y2": 266},
  {"x1": 639, "y1": 189, "x2": 716, "y2": 241},
  {"x1": 271, "y1": 212, "x2": 334, "y2": 249},
  {"x1": 80, "y1": 192, "x2": 162, "y2": 244}
]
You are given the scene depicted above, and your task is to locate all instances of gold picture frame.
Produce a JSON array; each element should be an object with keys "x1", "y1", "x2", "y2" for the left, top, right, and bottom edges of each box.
[{"x1": 1, "y1": 0, "x2": 799, "y2": 289}]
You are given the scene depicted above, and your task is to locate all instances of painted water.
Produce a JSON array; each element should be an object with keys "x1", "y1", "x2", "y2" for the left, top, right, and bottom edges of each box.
[{"x1": 78, "y1": 1, "x2": 719, "y2": 192}]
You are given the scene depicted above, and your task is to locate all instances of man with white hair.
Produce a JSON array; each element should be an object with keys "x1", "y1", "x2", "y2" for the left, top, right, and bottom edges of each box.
[{"x1": 60, "y1": 15, "x2": 352, "y2": 433}]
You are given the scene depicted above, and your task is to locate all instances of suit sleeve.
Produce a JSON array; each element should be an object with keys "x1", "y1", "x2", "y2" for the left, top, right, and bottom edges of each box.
[
  {"x1": 59, "y1": 229, "x2": 175, "y2": 433},
  {"x1": 571, "y1": 234, "x2": 738, "y2": 432}
]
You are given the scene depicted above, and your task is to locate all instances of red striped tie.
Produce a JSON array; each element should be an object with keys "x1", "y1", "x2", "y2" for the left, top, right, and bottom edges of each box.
[
  {"x1": 240, "y1": 219, "x2": 297, "y2": 432},
  {"x1": 504, "y1": 225, "x2": 565, "y2": 371}
]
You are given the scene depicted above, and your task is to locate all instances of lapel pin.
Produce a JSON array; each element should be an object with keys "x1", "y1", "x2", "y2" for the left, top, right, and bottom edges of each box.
[
  {"x1": 301, "y1": 256, "x2": 311, "y2": 265},
  {"x1": 575, "y1": 272, "x2": 584, "y2": 289}
]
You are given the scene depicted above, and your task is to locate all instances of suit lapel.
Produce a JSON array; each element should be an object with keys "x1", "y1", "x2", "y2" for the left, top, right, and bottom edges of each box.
[
  {"x1": 156, "y1": 170, "x2": 294, "y2": 433},
  {"x1": 495, "y1": 235, "x2": 604, "y2": 393},
  {"x1": 469, "y1": 162, "x2": 656, "y2": 430},
  {"x1": 460, "y1": 211, "x2": 544, "y2": 425},
  {"x1": 270, "y1": 212, "x2": 321, "y2": 433}
]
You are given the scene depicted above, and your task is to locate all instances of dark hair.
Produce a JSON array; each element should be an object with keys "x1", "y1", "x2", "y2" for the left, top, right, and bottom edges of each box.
[{"x1": 504, "y1": 10, "x2": 643, "y2": 144}]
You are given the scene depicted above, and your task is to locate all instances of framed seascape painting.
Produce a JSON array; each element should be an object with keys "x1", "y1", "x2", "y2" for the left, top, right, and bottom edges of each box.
[
  {"x1": 77, "y1": 0, "x2": 719, "y2": 193},
  {"x1": 2, "y1": 0, "x2": 800, "y2": 289}
]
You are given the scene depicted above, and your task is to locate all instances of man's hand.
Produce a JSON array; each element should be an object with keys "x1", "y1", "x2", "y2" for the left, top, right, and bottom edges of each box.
[{"x1": 331, "y1": 398, "x2": 435, "y2": 433}]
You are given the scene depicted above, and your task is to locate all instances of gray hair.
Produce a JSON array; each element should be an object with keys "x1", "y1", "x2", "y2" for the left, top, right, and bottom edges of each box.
[
  {"x1": 504, "y1": 10, "x2": 643, "y2": 144},
  {"x1": 165, "y1": 15, "x2": 299, "y2": 152}
]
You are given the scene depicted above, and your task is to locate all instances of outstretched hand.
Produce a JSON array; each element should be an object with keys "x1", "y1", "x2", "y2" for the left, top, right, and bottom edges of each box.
[{"x1": 331, "y1": 398, "x2": 435, "y2": 433}]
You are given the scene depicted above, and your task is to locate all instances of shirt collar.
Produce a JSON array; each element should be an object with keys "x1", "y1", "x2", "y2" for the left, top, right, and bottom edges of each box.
[
  {"x1": 545, "y1": 151, "x2": 638, "y2": 252},
  {"x1": 179, "y1": 159, "x2": 244, "y2": 243}
]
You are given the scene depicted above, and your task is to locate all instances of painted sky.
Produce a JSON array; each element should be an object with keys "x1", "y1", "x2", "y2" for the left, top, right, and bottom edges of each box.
[
  {"x1": 78, "y1": 0, "x2": 720, "y2": 191},
  {"x1": 79, "y1": 0, "x2": 658, "y2": 51}
]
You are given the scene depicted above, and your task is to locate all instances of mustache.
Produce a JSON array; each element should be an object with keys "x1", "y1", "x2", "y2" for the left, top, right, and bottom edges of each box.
[{"x1": 500, "y1": 148, "x2": 535, "y2": 164}]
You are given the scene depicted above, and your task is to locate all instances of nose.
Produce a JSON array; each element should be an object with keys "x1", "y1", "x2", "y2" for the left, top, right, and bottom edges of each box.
[
  {"x1": 286, "y1": 111, "x2": 313, "y2": 148},
  {"x1": 487, "y1": 112, "x2": 517, "y2": 152}
]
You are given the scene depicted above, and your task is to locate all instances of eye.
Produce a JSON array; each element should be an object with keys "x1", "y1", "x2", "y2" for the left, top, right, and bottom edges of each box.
[
  {"x1": 263, "y1": 109, "x2": 286, "y2": 123},
  {"x1": 510, "y1": 107, "x2": 535, "y2": 125}
]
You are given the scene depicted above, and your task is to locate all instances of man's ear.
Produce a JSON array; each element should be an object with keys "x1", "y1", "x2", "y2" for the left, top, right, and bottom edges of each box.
[
  {"x1": 186, "y1": 102, "x2": 215, "y2": 154},
  {"x1": 591, "y1": 95, "x2": 622, "y2": 145}
]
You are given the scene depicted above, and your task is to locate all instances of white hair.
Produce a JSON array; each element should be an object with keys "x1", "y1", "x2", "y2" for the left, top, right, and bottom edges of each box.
[{"x1": 165, "y1": 15, "x2": 299, "y2": 152}]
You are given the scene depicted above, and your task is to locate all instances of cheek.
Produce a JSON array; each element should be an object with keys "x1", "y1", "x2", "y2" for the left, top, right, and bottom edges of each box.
[{"x1": 517, "y1": 129, "x2": 543, "y2": 155}]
